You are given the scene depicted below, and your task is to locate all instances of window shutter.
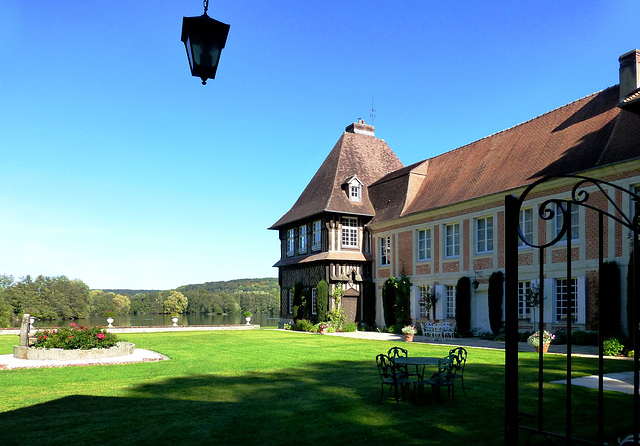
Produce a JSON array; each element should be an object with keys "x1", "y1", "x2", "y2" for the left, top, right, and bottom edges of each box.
[
  {"x1": 577, "y1": 276, "x2": 586, "y2": 324},
  {"x1": 543, "y1": 279, "x2": 554, "y2": 323},
  {"x1": 435, "y1": 284, "x2": 445, "y2": 320}
]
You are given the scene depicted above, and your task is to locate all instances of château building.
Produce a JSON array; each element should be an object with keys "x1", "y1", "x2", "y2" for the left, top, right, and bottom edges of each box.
[{"x1": 270, "y1": 49, "x2": 640, "y2": 334}]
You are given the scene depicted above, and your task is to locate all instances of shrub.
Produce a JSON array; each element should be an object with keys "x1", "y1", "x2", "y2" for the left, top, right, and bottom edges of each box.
[
  {"x1": 519, "y1": 331, "x2": 533, "y2": 342},
  {"x1": 552, "y1": 330, "x2": 567, "y2": 345},
  {"x1": 33, "y1": 323, "x2": 119, "y2": 350},
  {"x1": 603, "y1": 337, "x2": 624, "y2": 356},
  {"x1": 293, "y1": 319, "x2": 315, "y2": 332},
  {"x1": 342, "y1": 322, "x2": 357, "y2": 332},
  {"x1": 572, "y1": 330, "x2": 598, "y2": 346}
]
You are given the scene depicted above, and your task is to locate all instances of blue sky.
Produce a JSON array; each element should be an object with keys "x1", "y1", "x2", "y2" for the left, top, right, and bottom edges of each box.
[{"x1": 0, "y1": 1, "x2": 637, "y2": 290}]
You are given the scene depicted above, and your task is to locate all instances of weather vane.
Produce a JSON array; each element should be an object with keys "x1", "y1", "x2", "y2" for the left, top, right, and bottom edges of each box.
[{"x1": 370, "y1": 96, "x2": 376, "y2": 125}]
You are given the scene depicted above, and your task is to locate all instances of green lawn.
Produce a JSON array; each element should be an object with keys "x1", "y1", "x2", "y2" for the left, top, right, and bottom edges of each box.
[{"x1": 0, "y1": 331, "x2": 635, "y2": 445}]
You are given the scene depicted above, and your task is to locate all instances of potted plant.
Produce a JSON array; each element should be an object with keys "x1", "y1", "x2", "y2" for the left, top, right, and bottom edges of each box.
[
  {"x1": 105, "y1": 312, "x2": 116, "y2": 328},
  {"x1": 243, "y1": 311, "x2": 253, "y2": 325},
  {"x1": 527, "y1": 330, "x2": 555, "y2": 353},
  {"x1": 170, "y1": 313, "x2": 179, "y2": 326},
  {"x1": 318, "y1": 321, "x2": 330, "y2": 335},
  {"x1": 402, "y1": 325, "x2": 417, "y2": 342}
]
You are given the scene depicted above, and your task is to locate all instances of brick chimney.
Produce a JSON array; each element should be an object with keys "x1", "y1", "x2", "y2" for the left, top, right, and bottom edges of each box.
[
  {"x1": 619, "y1": 49, "x2": 640, "y2": 101},
  {"x1": 345, "y1": 118, "x2": 375, "y2": 136}
]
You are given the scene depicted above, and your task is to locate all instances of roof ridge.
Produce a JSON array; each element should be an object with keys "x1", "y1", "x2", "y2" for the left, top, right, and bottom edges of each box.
[{"x1": 426, "y1": 86, "x2": 617, "y2": 163}]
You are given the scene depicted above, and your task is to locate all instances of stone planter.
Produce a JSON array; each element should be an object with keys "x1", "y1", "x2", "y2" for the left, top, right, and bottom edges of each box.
[
  {"x1": 106, "y1": 317, "x2": 114, "y2": 328},
  {"x1": 171, "y1": 316, "x2": 179, "y2": 326},
  {"x1": 245, "y1": 317, "x2": 251, "y2": 325},
  {"x1": 403, "y1": 333, "x2": 414, "y2": 342},
  {"x1": 13, "y1": 342, "x2": 136, "y2": 360},
  {"x1": 320, "y1": 327, "x2": 328, "y2": 335}
]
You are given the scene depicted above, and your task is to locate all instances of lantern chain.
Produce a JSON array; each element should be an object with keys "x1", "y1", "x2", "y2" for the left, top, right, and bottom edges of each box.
[{"x1": 203, "y1": 0, "x2": 209, "y2": 15}]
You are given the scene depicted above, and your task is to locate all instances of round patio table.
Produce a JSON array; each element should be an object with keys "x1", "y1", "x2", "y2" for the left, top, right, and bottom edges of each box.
[{"x1": 392, "y1": 356, "x2": 440, "y2": 380}]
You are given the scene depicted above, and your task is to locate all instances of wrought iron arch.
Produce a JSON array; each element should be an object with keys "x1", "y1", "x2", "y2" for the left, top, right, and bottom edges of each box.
[{"x1": 505, "y1": 174, "x2": 640, "y2": 445}]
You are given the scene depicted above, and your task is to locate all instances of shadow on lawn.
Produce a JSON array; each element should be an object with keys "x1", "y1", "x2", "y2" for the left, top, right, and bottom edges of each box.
[{"x1": 0, "y1": 360, "x2": 507, "y2": 445}]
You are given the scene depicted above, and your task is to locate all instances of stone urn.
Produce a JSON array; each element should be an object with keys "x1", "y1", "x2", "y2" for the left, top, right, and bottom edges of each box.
[
  {"x1": 171, "y1": 316, "x2": 179, "y2": 326},
  {"x1": 403, "y1": 333, "x2": 414, "y2": 342},
  {"x1": 320, "y1": 327, "x2": 328, "y2": 335},
  {"x1": 106, "y1": 317, "x2": 114, "y2": 328},
  {"x1": 245, "y1": 317, "x2": 251, "y2": 325}
]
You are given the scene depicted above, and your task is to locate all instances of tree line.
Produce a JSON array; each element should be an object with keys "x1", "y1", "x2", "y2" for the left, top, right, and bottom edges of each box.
[{"x1": 0, "y1": 275, "x2": 280, "y2": 327}]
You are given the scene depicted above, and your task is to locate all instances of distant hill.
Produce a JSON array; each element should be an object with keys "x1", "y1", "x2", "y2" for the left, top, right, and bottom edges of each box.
[
  {"x1": 177, "y1": 277, "x2": 278, "y2": 294},
  {"x1": 100, "y1": 289, "x2": 163, "y2": 295}
]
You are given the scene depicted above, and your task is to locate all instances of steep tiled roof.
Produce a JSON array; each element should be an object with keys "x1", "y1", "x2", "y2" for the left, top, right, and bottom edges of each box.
[
  {"x1": 270, "y1": 128, "x2": 404, "y2": 229},
  {"x1": 370, "y1": 85, "x2": 640, "y2": 224}
]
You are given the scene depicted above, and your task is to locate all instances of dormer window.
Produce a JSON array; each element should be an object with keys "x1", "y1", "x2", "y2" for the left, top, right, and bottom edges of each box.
[{"x1": 344, "y1": 176, "x2": 363, "y2": 202}]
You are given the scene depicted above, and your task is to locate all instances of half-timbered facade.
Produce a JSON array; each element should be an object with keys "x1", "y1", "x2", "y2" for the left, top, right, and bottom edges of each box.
[{"x1": 269, "y1": 120, "x2": 403, "y2": 327}]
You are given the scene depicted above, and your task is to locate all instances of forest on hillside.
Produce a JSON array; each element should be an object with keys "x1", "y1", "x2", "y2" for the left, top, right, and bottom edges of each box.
[{"x1": 0, "y1": 275, "x2": 280, "y2": 327}]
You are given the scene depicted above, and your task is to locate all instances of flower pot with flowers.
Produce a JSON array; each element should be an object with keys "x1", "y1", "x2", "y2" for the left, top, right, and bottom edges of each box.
[
  {"x1": 527, "y1": 330, "x2": 555, "y2": 353},
  {"x1": 402, "y1": 325, "x2": 417, "y2": 342},
  {"x1": 317, "y1": 322, "x2": 331, "y2": 335}
]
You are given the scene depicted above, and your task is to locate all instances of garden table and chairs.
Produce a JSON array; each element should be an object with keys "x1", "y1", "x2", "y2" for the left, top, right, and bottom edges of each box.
[{"x1": 377, "y1": 346, "x2": 468, "y2": 409}]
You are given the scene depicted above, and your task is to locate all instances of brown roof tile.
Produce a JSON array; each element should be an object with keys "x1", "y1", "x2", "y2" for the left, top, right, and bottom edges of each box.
[
  {"x1": 371, "y1": 86, "x2": 640, "y2": 223},
  {"x1": 270, "y1": 127, "x2": 403, "y2": 229}
]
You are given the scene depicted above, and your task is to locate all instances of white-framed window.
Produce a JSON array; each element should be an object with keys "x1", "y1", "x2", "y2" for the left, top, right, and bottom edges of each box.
[
  {"x1": 350, "y1": 183, "x2": 361, "y2": 202},
  {"x1": 555, "y1": 278, "x2": 578, "y2": 322},
  {"x1": 380, "y1": 236, "x2": 391, "y2": 266},
  {"x1": 288, "y1": 289, "x2": 293, "y2": 315},
  {"x1": 418, "y1": 285, "x2": 430, "y2": 317},
  {"x1": 444, "y1": 223, "x2": 460, "y2": 258},
  {"x1": 311, "y1": 288, "x2": 317, "y2": 315},
  {"x1": 518, "y1": 207, "x2": 534, "y2": 248},
  {"x1": 341, "y1": 217, "x2": 358, "y2": 248},
  {"x1": 299, "y1": 225, "x2": 307, "y2": 254},
  {"x1": 518, "y1": 281, "x2": 531, "y2": 319},
  {"x1": 476, "y1": 216, "x2": 493, "y2": 254},
  {"x1": 445, "y1": 285, "x2": 456, "y2": 318},
  {"x1": 286, "y1": 229, "x2": 295, "y2": 257},
  {"x1": 555, "y1": 202, "x2": 579, "y2": 242},
  {"x1": 417, "y1": 228, "x2": 431, "y2": 261},
  {"x1": 312, "y1": 220, "x2": 322, "y2": 251}
]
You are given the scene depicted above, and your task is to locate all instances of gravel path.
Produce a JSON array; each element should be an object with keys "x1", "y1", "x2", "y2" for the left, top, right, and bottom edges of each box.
[{"x1": 0, "y1": 348, "x2": 168, "y2": 370}]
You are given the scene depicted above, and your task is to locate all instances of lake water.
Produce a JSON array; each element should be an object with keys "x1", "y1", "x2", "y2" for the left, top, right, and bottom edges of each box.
[{"x1": 14, "y1": 313, "x2": 280, "y2": 329}]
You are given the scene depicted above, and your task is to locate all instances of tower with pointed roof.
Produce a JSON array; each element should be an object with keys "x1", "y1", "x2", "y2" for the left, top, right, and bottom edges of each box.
[{"x1": 269, "y1": 120, "x2": 403, "y2": 327}]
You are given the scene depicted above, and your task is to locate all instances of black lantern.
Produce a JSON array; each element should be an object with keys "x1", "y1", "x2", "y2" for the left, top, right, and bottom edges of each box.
[{"x1": 181, "y1": 1, "x2": 230, "y2": 85}]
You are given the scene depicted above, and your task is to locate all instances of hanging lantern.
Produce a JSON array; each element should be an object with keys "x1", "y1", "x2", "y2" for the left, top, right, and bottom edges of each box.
[{"x1": 181, "y1": 1, "x2": 230, "y2": 85}]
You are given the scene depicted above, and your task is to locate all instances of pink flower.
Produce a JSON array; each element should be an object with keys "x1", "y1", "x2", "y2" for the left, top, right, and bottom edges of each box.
[{"x1": 97, "y1": 333, "x2": 105, "y2": 340}]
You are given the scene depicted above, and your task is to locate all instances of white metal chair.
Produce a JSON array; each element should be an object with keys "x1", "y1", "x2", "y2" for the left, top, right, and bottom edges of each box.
[
  {"x1": 442, "y1": 322, "x2": 455, "y2": 340},
  {"x1": 432, "y1": 322, "x2": 442, "y2": 341},
  {"x1": 422, "y1": 321, "x2": 435, "y2": 341}
]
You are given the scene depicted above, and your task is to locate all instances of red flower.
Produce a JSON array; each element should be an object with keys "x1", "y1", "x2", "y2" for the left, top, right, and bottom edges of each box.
[{"x1": 97, "y1": 333, "x2": 105, "y2": 340}]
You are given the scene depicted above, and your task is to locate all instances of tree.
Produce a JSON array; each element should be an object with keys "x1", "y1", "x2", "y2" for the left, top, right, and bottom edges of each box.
[
  {"x1": 488, "y1": 271, "x2": 504, "y2": 334},
  {"x1": 362, "y1": 280, "x2": 376, "y2": 326},
  {"x1": 316, "y1": 280, "x2": 329, "y2": 322},
  {"x1": 394, "y1": 275, "x2": 412, "y2": 326},
  {"x1": 382, "y1": 278, "x2": 397, "y2": 327},
  {"x1": 163, "y1": 290, "x2": 188, "y2": 314},
  {"x1": 455, "y1": 277, "x2": 471, "y2": 336}
]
